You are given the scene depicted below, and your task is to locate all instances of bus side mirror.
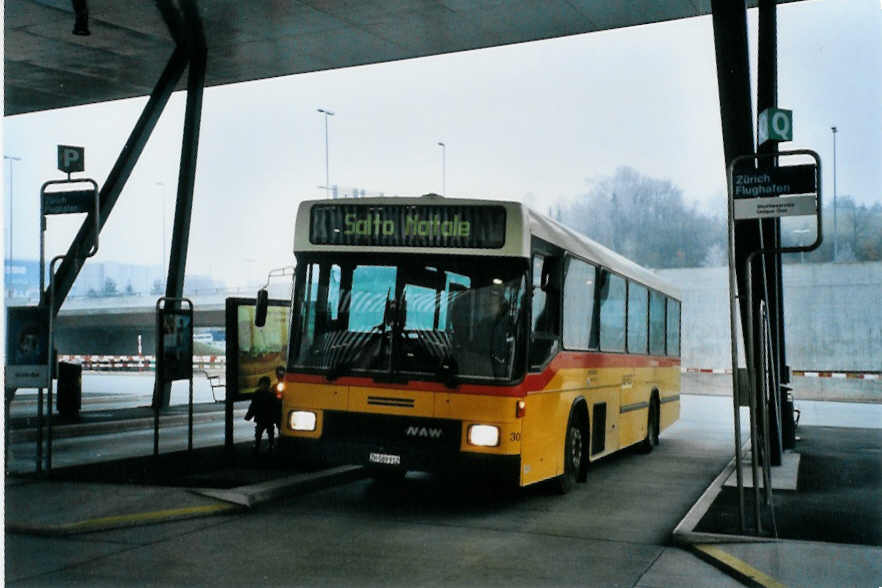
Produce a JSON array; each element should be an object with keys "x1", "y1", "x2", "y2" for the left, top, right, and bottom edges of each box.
[{"x1": 255, "y1": 288, "x2": 269, "y2": 327}]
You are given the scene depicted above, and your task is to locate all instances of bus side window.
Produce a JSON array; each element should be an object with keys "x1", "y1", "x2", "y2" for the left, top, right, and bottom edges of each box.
[
  {"x1": 649, "y1": 290, "x2": 666, "y2": 356},
  {"x1": 529, "y1": 255, "x2": 561, "y2": 370},
  {"x1": 627, "y1": 281, "x2": 648, "y2": 354},
  {"x1": 562, "y1": 256, "x2": 596, "y2": 350},
  {"x1": 666, "y1": 298, "x2": 681, "y2": 356},
  {"x1": 598, "y1": 270, "x2": 626, "y2": 352}
]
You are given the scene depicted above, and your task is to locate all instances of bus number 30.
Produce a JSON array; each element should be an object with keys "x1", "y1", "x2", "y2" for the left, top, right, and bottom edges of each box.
[{"x1": 510, "y1": 432, "x2": 521, "y2": 442}]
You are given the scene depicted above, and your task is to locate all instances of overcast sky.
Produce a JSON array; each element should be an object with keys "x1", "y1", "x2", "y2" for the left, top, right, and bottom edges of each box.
[{"x1": 3, "y1": 0, "x2": 880, "y2": 287}]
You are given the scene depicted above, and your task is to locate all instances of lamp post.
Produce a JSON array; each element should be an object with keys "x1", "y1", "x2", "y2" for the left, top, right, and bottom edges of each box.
[
  {"x1": 318, "y1": 108, "x2": 334, "y2": 198},
  {"x1": 793, "y1": 228, "x2": 810, "y2": 263},
  {"x1": 437, "y1": 141, "x2": 446, "y2": 196},
  {"x1": 831, "y1": 126, "x2": 838, "y2": 262},
  {"x1": 156, "y1": 181, "x2": 167, "y2": 279},
  {"x1": 4, "y1": 155, "x2": 22, "y2": 280}
]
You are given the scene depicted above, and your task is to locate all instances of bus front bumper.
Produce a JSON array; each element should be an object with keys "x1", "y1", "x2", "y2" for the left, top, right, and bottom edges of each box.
[{"x1": 278, "y1": 435, "x2": 520, "y2": 484}]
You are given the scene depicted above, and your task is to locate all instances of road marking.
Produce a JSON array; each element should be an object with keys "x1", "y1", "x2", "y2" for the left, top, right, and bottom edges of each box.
[
  {"x1": 7, "y1": 503, "x2": 240, "y2": 536},
  {"x1": 693, "y1": 544, "x2": 788, "y2": 588}
]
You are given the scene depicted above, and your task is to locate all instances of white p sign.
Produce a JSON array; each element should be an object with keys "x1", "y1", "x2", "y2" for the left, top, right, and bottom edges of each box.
[{"x1": 57, "y1": 145, "x2": 85, "y2": 173}]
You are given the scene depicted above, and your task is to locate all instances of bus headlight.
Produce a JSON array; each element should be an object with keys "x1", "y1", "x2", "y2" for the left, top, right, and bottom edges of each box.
[
  {"x1": 289, "y1": 410, "x2": 316, "y2": 431},
  {"x1": 275, "y1": 382, "x2": 285, "y2": 399},
  {"x1": 468, "y1": 424, "x2": 500, "y2": 447}
]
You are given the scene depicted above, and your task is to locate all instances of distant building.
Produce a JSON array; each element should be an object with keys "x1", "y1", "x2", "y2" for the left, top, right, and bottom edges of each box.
[{"x1": 3, "y1": 258, "x2": 225, "y2": 302}]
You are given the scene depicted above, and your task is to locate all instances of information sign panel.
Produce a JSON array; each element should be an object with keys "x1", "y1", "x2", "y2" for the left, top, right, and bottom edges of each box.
[
  {"x1": 733, "y1": 194, "x2": 818, "y2": 220},
  {"x1": 43, "y1": 190, "x2": 95, "y2": 215},
  {"x1": 5, "y1": 306, "x2": 50, "y2": 388},
  {"x1": 732, "y1": 164, "x2": 816, "y2": 198},
  {"x1": 757, "y1": 108, "x2": 793, "y2": 145},
  {"x1": 158, "y1": 309, "x2": 193, "y2": 382}
]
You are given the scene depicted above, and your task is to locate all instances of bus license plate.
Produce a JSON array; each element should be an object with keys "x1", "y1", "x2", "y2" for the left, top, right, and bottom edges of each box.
[{"x1": 369, "y1": 452, "x2": 401, "y2": 466}]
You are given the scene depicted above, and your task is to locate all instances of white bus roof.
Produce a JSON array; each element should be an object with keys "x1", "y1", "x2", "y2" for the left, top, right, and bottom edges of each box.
[{"x1": 294, "y1": 196, "x2": 680, "y2": 300}]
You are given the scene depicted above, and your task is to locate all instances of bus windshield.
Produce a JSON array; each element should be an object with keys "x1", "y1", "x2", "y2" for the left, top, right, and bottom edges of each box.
[{"x1": 290, "y1": 254, "x2": 527, "y2": 383}]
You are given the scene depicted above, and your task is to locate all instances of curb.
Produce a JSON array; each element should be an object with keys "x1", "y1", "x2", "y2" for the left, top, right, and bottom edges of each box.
[
  {"x1": 5, "y1": 503, "x2": 241, "y2": 537},
  {"x1": 192, "y1": 465, "x2": 368, "y2": 507},
  {"x1": 6, "y1": 466, "x2": 366, "y2": 537},
  {"x1": 672, "y1": 448, "x2": 789, "y2": 587}
]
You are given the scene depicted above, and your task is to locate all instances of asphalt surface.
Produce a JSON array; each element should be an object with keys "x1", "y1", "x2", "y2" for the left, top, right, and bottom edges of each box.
[
  {"x1": 6, "y1": 389, "x2": 882, "y2": 587},
  {"x1": 6, "y1": 394, "x2": 744, "y2": 587},
  {"x1": 695, "y1": 425, "x2": 882, "y2": 545}
]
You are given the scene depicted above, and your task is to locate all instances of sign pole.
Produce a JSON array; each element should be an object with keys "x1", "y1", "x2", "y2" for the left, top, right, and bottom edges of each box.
[{"x1": 728, "y1": 148, "x2": 822, "y2": 534}]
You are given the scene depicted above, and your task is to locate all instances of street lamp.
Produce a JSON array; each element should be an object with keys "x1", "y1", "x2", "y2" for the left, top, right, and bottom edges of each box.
[
  {"x1": 318, "y1": 108, "x2": 335, "y2": 198},
  {"x1": 831, "y1": 126, "x2": 838, "y2": 262},
  {"x1": 793, "y1": 228, "x2": 810, "y2": 263},
  {"x1": 4, "y1": 155, "x2": 22, "y2": 277},
  {"x1": 156, "y1": 181, "x2": 167, "y2": 279},
  {"x1": 437, "y1": 141, "x2": 446, "y2": 196}
]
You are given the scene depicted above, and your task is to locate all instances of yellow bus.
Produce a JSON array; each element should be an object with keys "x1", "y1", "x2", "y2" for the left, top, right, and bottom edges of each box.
[{"x1": 275, "y1": 195, "x2": 680, "y2": 491}]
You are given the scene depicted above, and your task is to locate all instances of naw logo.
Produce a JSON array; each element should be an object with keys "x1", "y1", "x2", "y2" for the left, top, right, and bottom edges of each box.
[{"x1": 405, "y1": 425, "x2": 443, "y2": 439}]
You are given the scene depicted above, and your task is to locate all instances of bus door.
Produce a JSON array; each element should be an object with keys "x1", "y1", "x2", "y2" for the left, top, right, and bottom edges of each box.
[{"x1": 594, "y1": 268, "x2": 627, "y2": 455}]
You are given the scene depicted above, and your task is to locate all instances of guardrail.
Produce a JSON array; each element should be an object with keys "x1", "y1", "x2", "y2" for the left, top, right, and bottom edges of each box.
[
  {"x1": 60, "y1": 354, "x2": 225, "y2": 372},
  {"x1": 681, "y1": 366, "x2": 880, "y2": 380}
]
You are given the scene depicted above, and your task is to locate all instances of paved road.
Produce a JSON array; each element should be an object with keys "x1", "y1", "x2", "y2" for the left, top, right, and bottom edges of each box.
[{"x1": 6, "y1": 395, "x2": 748, "y2": 587}]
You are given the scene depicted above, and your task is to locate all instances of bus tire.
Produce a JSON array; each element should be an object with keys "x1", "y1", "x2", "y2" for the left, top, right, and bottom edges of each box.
[
  {"x1": 555, "y1": 409, "x2": 585, "y2": 494},
  {"x1": 639, "y1": 393, "x2": 660, "y2": 453}
]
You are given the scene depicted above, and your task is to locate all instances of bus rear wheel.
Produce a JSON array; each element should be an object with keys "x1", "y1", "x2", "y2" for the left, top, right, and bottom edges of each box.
[
  {"x1": 639, "y1": 395, "x2": 660, "y2": 453},
  {"x1": 555, "y1": 413, "x2": 584, "y2": 494}
]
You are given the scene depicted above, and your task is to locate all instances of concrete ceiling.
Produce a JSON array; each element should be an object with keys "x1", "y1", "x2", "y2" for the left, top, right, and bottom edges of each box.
[{"x1": 5, "y1": 0, "x2": 792, "y2": 117}]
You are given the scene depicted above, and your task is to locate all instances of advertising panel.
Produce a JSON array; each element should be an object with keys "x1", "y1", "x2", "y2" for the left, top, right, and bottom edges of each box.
[
  {"x1": 5, "y1": 306, "x2": 50, "y2": 388},
  {"x1": 158, "y1": 309, "x2": 193, "y2": 382},
  {"x1": 225, "y1": 297, "x2": 289, "y2": 401}
]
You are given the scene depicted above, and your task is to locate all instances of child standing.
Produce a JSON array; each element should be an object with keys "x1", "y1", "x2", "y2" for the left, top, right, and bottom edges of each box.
[{"x1": 245, "y1": 376, "x2": 277, "y2": 455}]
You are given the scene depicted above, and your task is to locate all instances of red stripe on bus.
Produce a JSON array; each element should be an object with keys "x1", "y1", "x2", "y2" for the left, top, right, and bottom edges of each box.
[{"x1": 287, "y1": 352, "x2": 680, "y2": 397}]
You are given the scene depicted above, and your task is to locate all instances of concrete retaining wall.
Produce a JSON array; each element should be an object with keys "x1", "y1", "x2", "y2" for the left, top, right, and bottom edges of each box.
[{"x1": 656, "y1": 261, "x2": 882, "y2": 372}]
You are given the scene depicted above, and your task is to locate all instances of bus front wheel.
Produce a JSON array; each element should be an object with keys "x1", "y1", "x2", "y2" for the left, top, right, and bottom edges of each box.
[{"x1": 555, "y1": 412, "x2": 585, "y2": 494}]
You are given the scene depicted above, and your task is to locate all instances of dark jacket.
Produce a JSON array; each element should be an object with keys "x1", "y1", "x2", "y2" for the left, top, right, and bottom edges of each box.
[{"x1": 245, "y1": 385, "x2": 277, "y2": 426}]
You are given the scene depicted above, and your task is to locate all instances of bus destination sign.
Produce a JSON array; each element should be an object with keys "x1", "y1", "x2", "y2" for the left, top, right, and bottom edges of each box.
[{"x1": 310, "y1": 204, "x2": 506, "y2": 248}]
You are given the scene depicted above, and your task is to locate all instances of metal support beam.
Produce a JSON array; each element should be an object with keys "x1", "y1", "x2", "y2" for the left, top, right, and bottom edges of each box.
[
  {"x1": 712, "y1": 0, "x2": 761, "y2": 534},
  {"x1": 757, "y1": 0, "x2": 790, "y2": 460},
  {"x1": 712, "y1": 0, "x2": 765, "y2": 335},
  {"x1": 156, "y1": 0, "x2": 207, "y2": 408},
  {"x1": 45, "y1": 48, "x2": 188, "y2": 314}
]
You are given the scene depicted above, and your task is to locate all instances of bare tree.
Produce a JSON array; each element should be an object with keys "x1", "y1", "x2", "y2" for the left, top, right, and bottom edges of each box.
[{"x1": 564, "y1": 167, "x2": 725, "y2": 268}]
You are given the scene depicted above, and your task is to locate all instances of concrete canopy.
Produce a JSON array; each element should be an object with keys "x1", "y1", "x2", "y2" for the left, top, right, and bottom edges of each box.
[{"x1": 5, "y1": 0, "x2": 791, "y2": 116}]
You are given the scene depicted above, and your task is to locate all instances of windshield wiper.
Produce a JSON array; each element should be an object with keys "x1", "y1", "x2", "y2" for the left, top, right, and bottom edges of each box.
[
  {"x1": 327, "y1": 297, "x2": 392, "y2": 382},
  {"x1": 435, "y1": 354, "x2": 459, "y2": 388}
]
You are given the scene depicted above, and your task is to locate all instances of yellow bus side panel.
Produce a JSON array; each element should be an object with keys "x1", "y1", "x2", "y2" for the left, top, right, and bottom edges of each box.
[
  {"x1": 653, "y1": 364, "x2": 681, "y2": 432},
  {"x1": 661, "y1": 396, "x2": 680, "y2": 431},
  {"x1": 435, "y1": 393, "x2": 519, "y2": 423},
  {"x1": 520, "y1": 389, "x2": 579, "y2": 486}
]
